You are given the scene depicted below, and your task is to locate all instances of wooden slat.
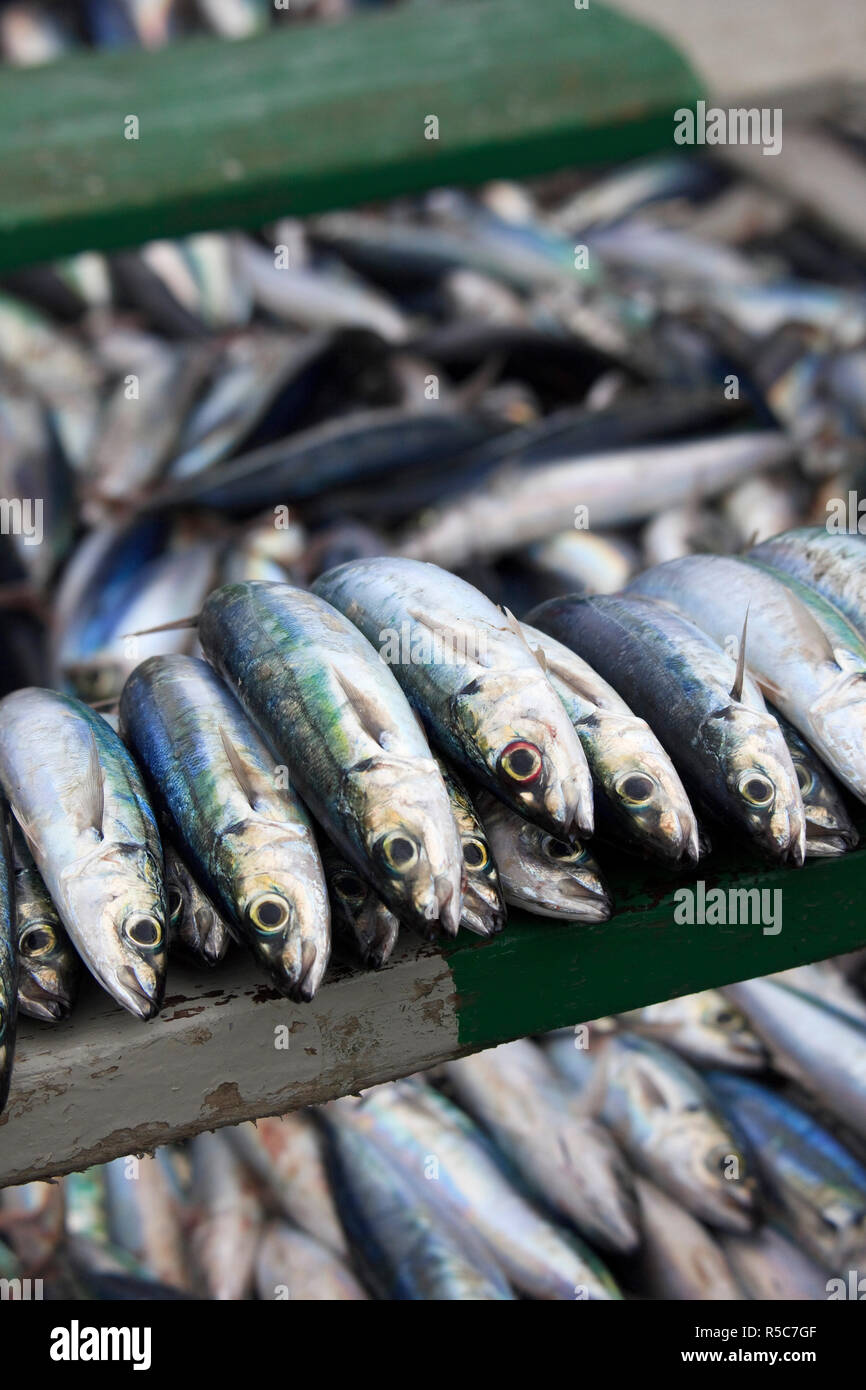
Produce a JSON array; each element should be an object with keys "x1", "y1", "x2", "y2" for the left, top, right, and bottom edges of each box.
[
  {"x1": 0, "y1": 0, "x2": 700, "y2": 271},
  {"x1": 1, "y1": 839, "x2": 864, "y2": 1187}
]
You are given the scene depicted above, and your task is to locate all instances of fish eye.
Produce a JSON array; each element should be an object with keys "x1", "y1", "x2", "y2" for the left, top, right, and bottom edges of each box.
[
  {"x1": 247, "y1": 893, "x2": 291, "y2": 934},
  {"x1": 123, "y1": 914, "x2": 163, "y2": 950},
  {"x1": 463, "y1": 837, "x2": 489, "y2": 871},
  {"x1": 542, "y1": 835, "x2": 586, "y2": 864},
  {"x1": 498, "y1": 740, "x2": 543, "y2": 784},
  {"x1": 714, "y1": 1009, "x2": 737, "y2": 1028},
  {"x1": 794, "y1": 761, "x2": 815, "y2": 796},
  {"x1": 19, "y1": 923, "x2": 56, "y2": 958},
  {"x1": 737, "y1": 770, "x2": 775, "y2": 809},
  {"x1": 334, "y1": 870, "x2": 367, "y2": 904},
  {"x1": 379, "y1": 833, "x2": 419, "y2": 873},
  {"x1": 167, "y1": 887, "x2": 184, "y2": 925},
  {"x1": 615, "y1": 771, "x2": 656, "y2": 807}
]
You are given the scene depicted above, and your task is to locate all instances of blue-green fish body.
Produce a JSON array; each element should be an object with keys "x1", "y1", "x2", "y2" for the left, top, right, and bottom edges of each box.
[
  {"x1": 197, "y1": 582, "x2": 463, "y2": 939},
  {"x1": 120, "y1": 654, "x2": 329, "y2": 1000}
]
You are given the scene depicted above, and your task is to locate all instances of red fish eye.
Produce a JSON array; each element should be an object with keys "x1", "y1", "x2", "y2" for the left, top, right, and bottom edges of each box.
[{"x1": 499, "y1": 741, "x2": 543, "y2": 784}]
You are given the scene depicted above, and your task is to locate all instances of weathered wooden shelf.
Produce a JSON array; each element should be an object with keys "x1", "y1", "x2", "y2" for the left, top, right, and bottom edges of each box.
[
  {"x1": 0, "y1": 0, "x2": 700, "y2": 270},
  {"x1": 2, "y1": 842, "x2": 864, "y2": 1187}
]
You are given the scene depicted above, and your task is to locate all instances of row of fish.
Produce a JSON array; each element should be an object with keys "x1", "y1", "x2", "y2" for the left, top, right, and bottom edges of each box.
[
  {"x1": 4, "y1": 954, "x2": 866, "y2": 1300},
  {"x1": 1, "y1": 527, "x2": 865, "y2": 1109}
]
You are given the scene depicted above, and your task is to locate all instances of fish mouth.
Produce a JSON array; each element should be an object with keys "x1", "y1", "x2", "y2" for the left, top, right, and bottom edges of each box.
[
  {"x1": 113, "y1": 963, "x2": 164, "y2": 1020},
  {"x1": 284, "y1": 938, "x2": 329, "y2": 1004},
  {"x1": 460, "y1": 881, "x2": 506, "y2": 937},
  {"x1": 357, "y1": 908, "x2": 399, "y2": 970},
  {"x1": 194, "y1": 907, "x2": 230, "y2": 965},
  {"x1": 405, "y1": 871, "x2": 464, "y2": 939},
  {"x1": 645, "y1": 806, "x2": 702, "y2": 864},
  {"x1": 20, "y1": 976, "x2": 74, "y2": 1023},
  {"x1": 528, "y1": 878, "x2": 612, "y2": 922},
  {"x1": 515, "y1": 773, "x2": 594, "y2": 839},
  {"x1": 805, "y1": 831, "x2": 856, "y2": 856}
]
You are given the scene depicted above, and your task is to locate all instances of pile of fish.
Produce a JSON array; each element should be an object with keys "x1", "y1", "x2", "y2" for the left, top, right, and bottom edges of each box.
[
  {"x1": 3, "y1": 953, "x2": 865, "y2": 1300},
  {"x1": 1, "y1": 527, "x2": 864, "y2": 1114}
]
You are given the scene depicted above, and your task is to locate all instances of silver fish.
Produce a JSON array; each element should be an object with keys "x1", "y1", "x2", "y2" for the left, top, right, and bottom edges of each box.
[
  {"x1": 444, "y1": 1039, "x2": 639, "y2": 1252},
  {"x1": 0, "y1": 688, "x2": 166, "y2": 1019},
  {"x1": 341, "y1": 1082, "x2": 620, "y2": 1299},
  {"x1": 522, "y1": 621, "x2": 698, "y2": 864},
  {"x1": 235, "y1": 236, "x2": 407, "y2": 342},
  {"x1": 313, "y1": 557, "x2": 593, "y2": 838},
  {"x1": 11, "y1": 820, "x2": 79, "y2": 1022},
  {"x1": 435, "y1": 759, "x2": 505, "y2": 937},
  {"x1": 595, "y1": 1034, "x2": 757, "y2": 1232},
  {"x1": 475, "y1": 790, "x2": 611, "y2": 922},
  {"x1": 720, "y1": 1225, "x2": 829, "y2": 1301},
  {"x1": 628, "y1": 554, "x2": 866, "y2": 804},
  {"x1": 228, "y1": 1114, "x2": 348, "y2": 1257},
  {"x1": 321, "y1": 843, "x2": 400, "y2": 970},
  {"x1": 750, "y1": 526, "x2": 866, "y2": 639},
  {"x1": 528, "y1": 593, "x2": 805, "y2": 863},
  {"x1": 322, "y1": 1101, "x2": 513, "y2": 1301},
  {"x1": 255, "y1": 1222, "x2": 369, "y2": 1301},
  {"x1": 105, "y1": 1154, "x2": 189, "y2": 1290},
  {"x1": 399, "y1": 432, "x2": 793, "y2": 568},
  {"x1": 724, "y1": 977, "x2": 866, "y2": 1140},
  {"x1": 770, "y1": 707, "x2": 858, "y2": 856},
  {"x1": 634, "y1": 1177, "x2": 744, "y2": 1301},
  {"x1": 197, "y1": 581, "x2": 464, "y2": 938},
  {"x1": 616, "y1": 990, "x2": 767, "y2": 1072},
  {"x1": 120, "y1": 654, "x2": 329, "y2": 1001},
  {"x1": 189, "y1": 1131, "x2": 261, "y2": 1301},
  {"x1": 163, "y1": 841, "x2": 231, "y2": 967},
  {"x1": 707, "y1": 1071, "x2": 866, "y2": 1271}
]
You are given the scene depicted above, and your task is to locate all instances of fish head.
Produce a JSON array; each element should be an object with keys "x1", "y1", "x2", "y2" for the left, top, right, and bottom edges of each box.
[
  {"x1": 453, "y1": 670, "x2": 593, "y2": 836},
  {"x1": 704, "y1": 706, "x2": 806, "y2": 863},
  {"x1": 228, "y1": 824, "x2": 330, "y2": 1001},
  {"x1": 591, "y1": 713, "x2": 700, "y2": 863},
  {"x1": 786, "y1": 746, "x2": 856, "y2": 848},
  {"x1": 457, "y1": 823, "x2": 506, "y2": 935},
  {"x1": 511, "y1": 819, "x2": 611, "y2": 921},
  {"x1": 692, "y1": 994, "x2": 768, "y2": 1070},
  {"x1": 347, "y1": 755, "x2": 465, "y2": 937},
  {"x1": 64, "y1": 840, "x2": 167, "y2": 1019},
  {"x1": 17, "y1": 920, "x2": 77, "y2": 1021},
  {"x1": 329, "y1": 865, "x2": 399, "y2": 969},
  {"x1": 662, "y1": 1115, "x2": 758, "y2": 1231}
]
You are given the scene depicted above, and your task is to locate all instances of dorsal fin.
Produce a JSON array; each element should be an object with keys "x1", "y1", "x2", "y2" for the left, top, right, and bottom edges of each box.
[
  {"x1": 85, "y1": 731, "x2": 105, "y2": 839},
  {"x1": 533, "y1": 643, "x2": 548, "y2": 673},
  {"x1": 543, "y1": 652, "x2": 604, "y2": 707},
  {"x1": 123, "y1": 613, "x2": 200, "y2": 638},
  {"x1": 406, "y1": 606, "x2": 491, "y2": 667},
  {"x1": 334, "y1": 669, "x2": 395, "y2": 747},
  {"x1": 730, "y1": 606, "x2": 749, "y2": 703},
  {"x1": 219, "y1": 725, "x2": 261, "y2": 810},
  {"x1": 500, "y1": 604, "x2": 529, "y2": 645},
  {"x1": 9, "y1": 803, "x2": 43, "y2": 862}
]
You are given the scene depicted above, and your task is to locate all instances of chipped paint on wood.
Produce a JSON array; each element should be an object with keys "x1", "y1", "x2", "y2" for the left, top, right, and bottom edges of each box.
[{"x1": 0, "y1": 938, "x2": 459, "y2": 1187}]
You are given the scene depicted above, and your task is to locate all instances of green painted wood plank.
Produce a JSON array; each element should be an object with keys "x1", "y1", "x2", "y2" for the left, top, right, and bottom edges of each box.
[
  {"x1": 450, "y1": 840, "x2": 866, "y2": 1048},
  {"x1": 1, "y1": 837, "x2": 863, "y2": 1185},
  {"x1": 0, "y1": 0, "x2": 701, "y2": 271}
]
